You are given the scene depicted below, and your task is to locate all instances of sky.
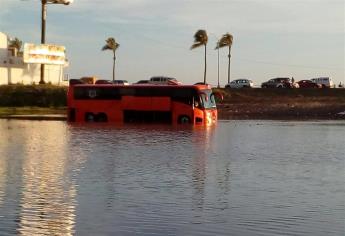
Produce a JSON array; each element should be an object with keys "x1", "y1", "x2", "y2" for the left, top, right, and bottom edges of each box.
[{"x1": 0, "y1": 0, "x2": 344, "y2": 86}]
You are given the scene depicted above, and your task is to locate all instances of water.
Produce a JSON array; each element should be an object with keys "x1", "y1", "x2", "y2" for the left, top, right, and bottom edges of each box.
[{"x1": 0, "y1": 120, "x2": 344, "y2": 236}]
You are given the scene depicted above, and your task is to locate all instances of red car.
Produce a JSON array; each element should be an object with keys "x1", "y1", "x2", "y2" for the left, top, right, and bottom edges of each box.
[{"x1": 297, "y1": 80, "x2": 322, "y2": 88}]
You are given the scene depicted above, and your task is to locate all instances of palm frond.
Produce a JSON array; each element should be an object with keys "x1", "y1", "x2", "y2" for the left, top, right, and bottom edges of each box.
[
  {"x1": 102, "y1": 45, "x2": 110, "y2": 51},
  {"x1": 191, "y1": 29, "x2": 208, "y2": 50},
  {"x1": 190, "y1": 42, "x2": 204, "y2": 49},
  {"x1": 9, "y1": 37, "x2": 23, "y2": 51},
  {"x1": 215, "y1": 33, "x2": 233, "y2": 49},
  {"x1": 102, "y1": 37, "x2": 120, "y2": 51}
]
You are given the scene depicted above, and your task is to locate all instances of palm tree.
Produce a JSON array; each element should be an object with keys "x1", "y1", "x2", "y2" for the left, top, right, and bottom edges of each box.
[
  {"x1": 190, "y1": 29, "x2": 208, "y2": 84},
  {"x1": 8, "y1": 37, "x2": 23, "y2": 55},
  {"x1": 102, "y1": 37, "x2": 120, "y2": 81},
  {"x1": 215, "y1": 33, "x2": 233, "y2": 84}
]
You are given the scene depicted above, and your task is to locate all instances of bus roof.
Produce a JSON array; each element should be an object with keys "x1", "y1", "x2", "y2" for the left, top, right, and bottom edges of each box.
[{"x1": 70, "y1": 83, "x2": 212, "y2": 90}]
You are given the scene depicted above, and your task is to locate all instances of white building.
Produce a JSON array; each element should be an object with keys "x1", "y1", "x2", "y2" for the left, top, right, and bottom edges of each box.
[{"x1": 0, "y1": 32, "x2": 67, "y2": 85}]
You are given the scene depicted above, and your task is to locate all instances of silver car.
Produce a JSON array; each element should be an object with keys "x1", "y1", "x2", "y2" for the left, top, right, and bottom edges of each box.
[{"x1": 225, "y1": 79, "x2": 254, "y2": 88}]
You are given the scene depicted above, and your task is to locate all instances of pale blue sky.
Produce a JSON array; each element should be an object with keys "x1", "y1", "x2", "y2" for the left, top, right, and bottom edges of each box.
[{"x1": 1, "y1": 0, "x2": 344, "y2": 86}]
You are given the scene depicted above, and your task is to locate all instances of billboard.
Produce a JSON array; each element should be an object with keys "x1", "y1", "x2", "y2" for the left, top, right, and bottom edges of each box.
[{"x1": 23, "y1": 43, "x2": 66, "y2": 65}]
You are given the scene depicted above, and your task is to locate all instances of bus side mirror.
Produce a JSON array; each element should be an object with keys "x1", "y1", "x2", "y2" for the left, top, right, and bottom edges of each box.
[{"x1": 211, "y1": 92, "x2": 223, "y2": 101}]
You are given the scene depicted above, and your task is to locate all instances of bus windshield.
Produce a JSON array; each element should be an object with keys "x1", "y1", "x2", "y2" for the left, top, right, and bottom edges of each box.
[{"x1": 200, "y1": 89, "x2": 216, "y2": 109}]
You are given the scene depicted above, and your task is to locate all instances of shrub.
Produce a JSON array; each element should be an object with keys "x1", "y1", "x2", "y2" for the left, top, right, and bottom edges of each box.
[{"x1": 0, "y1": 85, "x2": 67, "y2": 107}]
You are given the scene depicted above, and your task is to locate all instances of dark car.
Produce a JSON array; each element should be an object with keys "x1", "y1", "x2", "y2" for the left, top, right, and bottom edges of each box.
[
  {"x1": 194, "y1": 82, "x2": 209, "y2": 85},
  {"x1": 95, "y1": 79, "x2": 113, "y2": 84},
  {"x1": 95, "y1": 80, "x2": 129, "y2": 85},
  {"x1": 113, "y1": 80, "x2": 129, "y2": 85},
  {"x1": 261, "y1": 78, "x2": 299, "y2": 88},
  {"x1": 135, "y1": 80, "x2": 150, "y2": 84},
  {"x1": 297, "y1": 80, "x2": 322, "y2": 88}
]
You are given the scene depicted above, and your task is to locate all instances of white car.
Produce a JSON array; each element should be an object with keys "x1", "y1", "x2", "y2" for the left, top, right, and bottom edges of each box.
[
  {"x1": 310, "y1": 77, "x2": 335, "y2": 88},
  {"x1": 149, "y1": 76, "x2": 181, "y2": 85},
  {"x1": 225, "y1": 79, "x2": 254, "y2": 88}
]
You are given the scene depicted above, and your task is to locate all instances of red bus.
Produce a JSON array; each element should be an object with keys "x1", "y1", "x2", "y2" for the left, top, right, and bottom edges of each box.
[{"x1": 67, "y1": 82, "x2": 222, "y2": 125}]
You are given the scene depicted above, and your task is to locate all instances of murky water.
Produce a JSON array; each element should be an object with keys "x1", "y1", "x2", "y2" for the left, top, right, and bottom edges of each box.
[{"x1": 0, "y1": 120, "x2": 344, "y2": 236}]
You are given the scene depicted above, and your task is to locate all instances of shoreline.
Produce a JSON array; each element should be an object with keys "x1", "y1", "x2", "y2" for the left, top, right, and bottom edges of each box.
[
  {"x1": 0, "y1": 87, "x2": 344, "y2": 121},
  {"x1": 0, "y1": 107, "x2": 344, "y2": 121}
]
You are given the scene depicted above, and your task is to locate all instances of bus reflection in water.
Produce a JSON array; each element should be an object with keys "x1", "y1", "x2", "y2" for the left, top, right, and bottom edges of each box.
[{"x1": 67, "y1": 80, "x2": 222, "y2": 125}]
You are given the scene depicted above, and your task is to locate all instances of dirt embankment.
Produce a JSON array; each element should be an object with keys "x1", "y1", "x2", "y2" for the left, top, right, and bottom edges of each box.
[
  {"x1": 0, "y1": 85, "x2": 344, "y2": 120},
  {"x1": 216, "y1": 88, "x2": 345, "y2": 120}
]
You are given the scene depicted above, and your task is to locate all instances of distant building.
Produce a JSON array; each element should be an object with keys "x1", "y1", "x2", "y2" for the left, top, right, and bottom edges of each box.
[{"x1": 0, "y1": 32, "x2": 68, "y2": 85}]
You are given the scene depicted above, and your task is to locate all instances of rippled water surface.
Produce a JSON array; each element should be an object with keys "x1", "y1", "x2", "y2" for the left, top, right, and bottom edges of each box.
[{"x1": 0, "y1": 120, "x2": 344, "y2": 236}]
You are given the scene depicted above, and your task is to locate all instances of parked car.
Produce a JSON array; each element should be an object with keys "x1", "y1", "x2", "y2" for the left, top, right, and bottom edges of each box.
[
  {"x1": 194, "y1": 82, "x2": 210, "y2": 85},
  {"x1": 225, "y1": 79, "x2": 254, "y2": 88},
  {"x1": 261, "y1": 78, "x2": 299, "y2": 88},
  {"x1": 95, "y1": 79, "x2": 113, "y2": 84},
  {"x1": 113, "y1": 80, "x2": 129, "y2": 85},
  {"x1": 297, "y1": 80, "x2": 322, "y2": 88},
  {"x1": 135, "y1": 80, "x2": 150, "y2": 84},
  {"x1": 149, "y1": 76, "x2": 181, "y2": 85},
  {"x1": 310, "y1": 77, "x2": 335, "y2": 88},
  {"x1": 80, "y1": 76, "x2": 97, "y2": 84},
  {"x1": 95, "y1": 79, "x2": 129, "y2": 85}
]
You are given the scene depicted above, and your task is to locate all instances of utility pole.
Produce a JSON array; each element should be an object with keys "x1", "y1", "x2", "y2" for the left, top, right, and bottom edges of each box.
[
  {"x1": 39, "y1": 0, "x2": 73, "y2": 84},
  {"x1": 40, "y1": 0, "x2": 47, "y2": 84}
]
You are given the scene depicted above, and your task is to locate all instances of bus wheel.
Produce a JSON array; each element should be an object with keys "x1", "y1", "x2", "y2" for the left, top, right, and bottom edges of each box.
[
  {"x1": 97, "y1": 113, "x2": 108, "y2": 122},
  {"x1": 179, "y1": 115, "x2": 191, "y2": 124},
  {"x1": 85, "y1": 112, "x2": 95, "y2": 122}
]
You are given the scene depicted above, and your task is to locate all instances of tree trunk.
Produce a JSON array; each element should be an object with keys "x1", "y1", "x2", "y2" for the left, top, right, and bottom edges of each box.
[
  {"x1": 113, "y1": 51, "x2": 116, "y2": 82},
  {"x1": 217, "y1": 47, "x2": 220, "y2": 88},
  {"x1": 204, "y1": 44, "x2": 207, "y2": 84},
  {"x1": 228, "y1": 46, "x2": 231, "y2": 84}
]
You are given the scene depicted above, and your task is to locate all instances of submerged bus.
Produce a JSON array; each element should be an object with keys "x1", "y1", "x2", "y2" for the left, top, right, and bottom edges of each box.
[{"x1": 67, "y1": 81, "x2": 222, "y2": 125}]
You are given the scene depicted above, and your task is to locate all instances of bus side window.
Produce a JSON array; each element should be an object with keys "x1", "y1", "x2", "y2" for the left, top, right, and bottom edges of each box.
[{"x1": 194, "y1": 96, "x2": 201, "y2": 108}]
